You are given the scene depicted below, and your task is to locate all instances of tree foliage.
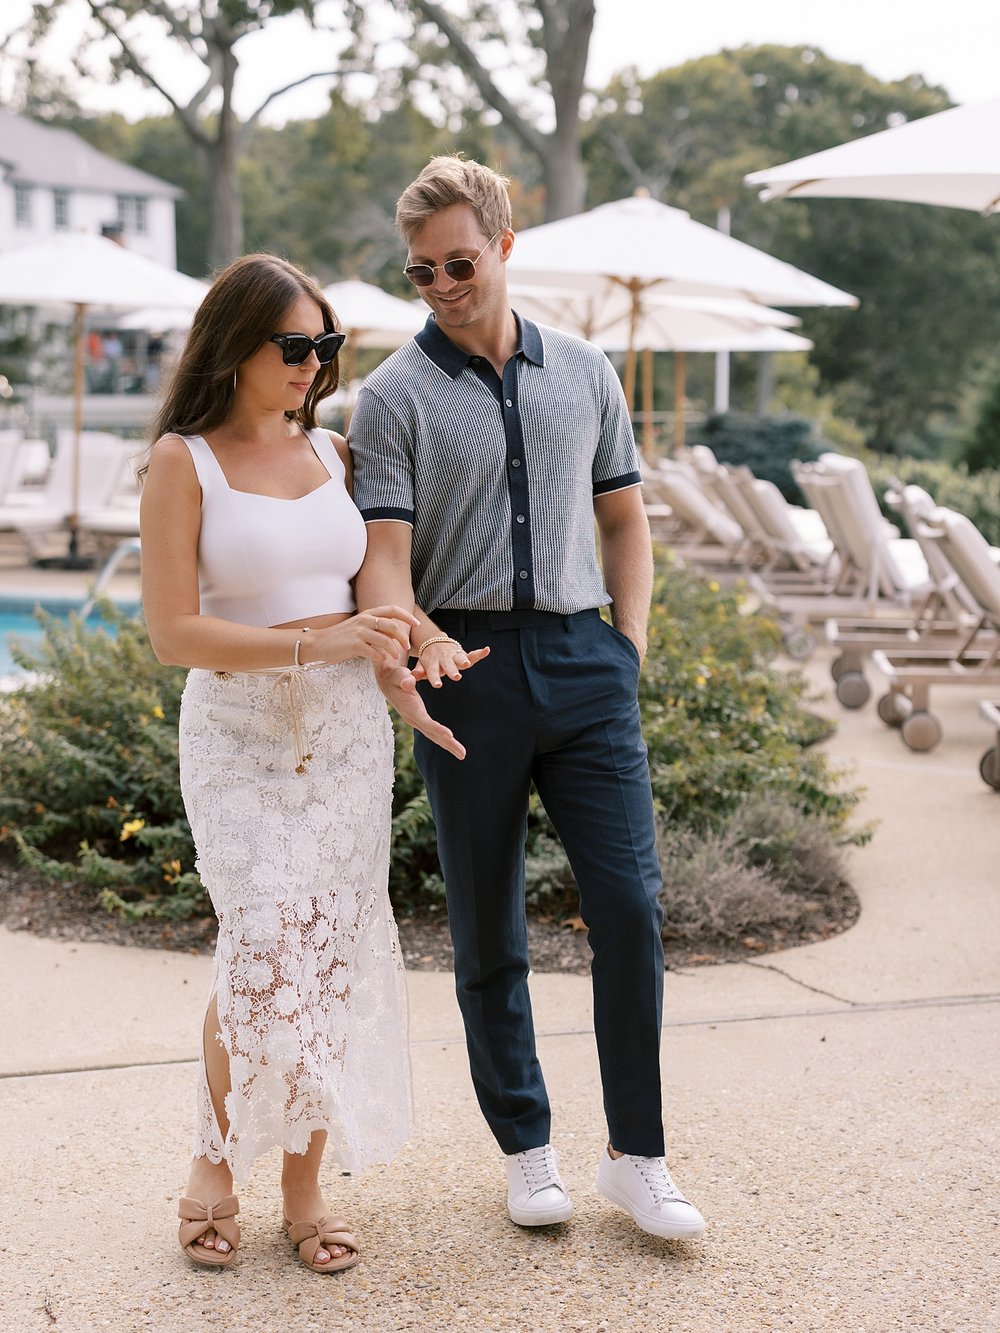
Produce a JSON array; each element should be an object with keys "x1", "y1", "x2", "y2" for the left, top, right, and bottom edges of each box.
[
  {"x1": 21, "y1": 0, "x2": 362, "y2": 267},
  {"x1": 584, "y1": 46, "x2": 1000, "y2": 450},
  {"x1": 372, "y1": 0, "x2": 595, "y2": 220}
]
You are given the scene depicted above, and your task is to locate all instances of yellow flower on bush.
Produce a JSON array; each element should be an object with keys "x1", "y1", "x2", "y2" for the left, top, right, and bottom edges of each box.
[
  {"x1": 707, "y1": 581, "x2": 720, "y2": 593},
  {"x1": 120, "y1": 817, "x2": 145, "y2": 842},
  {"x1": 151, "y1": 705, "x2": 165, "y2": 720}
]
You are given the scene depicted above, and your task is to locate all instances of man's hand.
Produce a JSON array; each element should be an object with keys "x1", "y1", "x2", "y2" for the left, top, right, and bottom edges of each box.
[{"x1": 375, "y1": 662, "x2": 467, "y2": 760}]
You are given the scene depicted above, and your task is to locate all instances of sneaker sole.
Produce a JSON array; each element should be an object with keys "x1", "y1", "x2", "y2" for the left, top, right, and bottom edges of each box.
[
  {"x1": 507, "y1": 1199, "x2": 574, "y2": 1227},
  {"x1": 596, "y1": 1175, "x2": 705, "y2": 1240}
]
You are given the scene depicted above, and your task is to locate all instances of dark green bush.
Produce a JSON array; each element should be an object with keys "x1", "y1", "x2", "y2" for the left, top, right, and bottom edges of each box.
[
  {"x1": 0, "y1": 564, "x2": 866, "y2": 940},
  {"x1": 688, "y1": 412, "x2": 825, "y2": 501},
  {"x1": 960, "y1": 370, "x2": 1000, "y2": 473}
]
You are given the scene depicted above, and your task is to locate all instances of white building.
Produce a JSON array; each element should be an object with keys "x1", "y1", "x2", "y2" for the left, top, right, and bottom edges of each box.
[{"x1": 0, "y1": 109, "x2": 181, "y2": 268}]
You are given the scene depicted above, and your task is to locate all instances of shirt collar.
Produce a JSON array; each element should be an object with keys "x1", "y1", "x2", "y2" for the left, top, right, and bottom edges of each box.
[{"x1": 414, "y1": 311, "x2": 546, "y2": 379}]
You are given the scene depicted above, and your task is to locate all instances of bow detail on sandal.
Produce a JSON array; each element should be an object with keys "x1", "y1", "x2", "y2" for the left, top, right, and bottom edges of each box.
[
  {"x1": 178, "y1": 1194, "x2": 241, "y2": 1268},
  {"x1": 284, "y1": 1214, "x2": 360, "y2": 1273}
]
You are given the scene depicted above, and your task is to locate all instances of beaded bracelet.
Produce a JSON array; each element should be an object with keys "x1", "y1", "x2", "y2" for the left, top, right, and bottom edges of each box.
[{"x1": 415, "y1": 634, "x2": 461, "y2": 659}]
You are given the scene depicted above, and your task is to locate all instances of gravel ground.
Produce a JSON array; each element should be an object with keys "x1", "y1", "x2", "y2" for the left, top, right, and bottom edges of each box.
[{"x1": 0, "y1": 858, "x2": 859, "y2": 973}]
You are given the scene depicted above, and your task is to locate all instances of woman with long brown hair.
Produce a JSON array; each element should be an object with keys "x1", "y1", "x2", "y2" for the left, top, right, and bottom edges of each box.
[{"x1": 141, "y1": 253, "x2": 474, "y2": 1273}]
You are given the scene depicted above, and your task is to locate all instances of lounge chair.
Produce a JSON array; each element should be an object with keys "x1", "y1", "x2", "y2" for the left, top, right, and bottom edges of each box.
[
  {"x1": 759, "y1": 454, "x2": 933, "y2": 664},
  {"x1": 872, "y1": 506, "x2": 1000, "y2": 751},
  {"x1": 0, "y1": 432, "x2": 135, "y2": 560}
]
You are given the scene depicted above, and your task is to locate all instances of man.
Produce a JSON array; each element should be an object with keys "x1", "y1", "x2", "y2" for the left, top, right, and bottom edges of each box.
[{"x1": 350, "y1": 156, "x2": 704, "y2": 1241}]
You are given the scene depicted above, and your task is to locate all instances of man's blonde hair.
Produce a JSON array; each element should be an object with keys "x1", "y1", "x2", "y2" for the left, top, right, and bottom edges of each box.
[{"x1": 396, "y1": 155, "x2": 512, "y2": 247}]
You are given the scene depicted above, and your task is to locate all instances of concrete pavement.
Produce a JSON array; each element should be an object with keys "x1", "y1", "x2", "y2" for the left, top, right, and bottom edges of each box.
[{"x1": 1, "y1": 647, "x2": 998, "y2": 1332}]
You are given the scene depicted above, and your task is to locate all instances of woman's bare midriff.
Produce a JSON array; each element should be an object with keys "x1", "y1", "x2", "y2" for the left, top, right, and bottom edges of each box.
[{"x1": 272, "y1": 611, "x2": 354, "y2": 631}]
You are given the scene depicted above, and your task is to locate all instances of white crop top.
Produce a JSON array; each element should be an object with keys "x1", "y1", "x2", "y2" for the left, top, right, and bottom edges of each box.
[{"x1": 182, "y1": 428, "x2": 367, "y2": 627}]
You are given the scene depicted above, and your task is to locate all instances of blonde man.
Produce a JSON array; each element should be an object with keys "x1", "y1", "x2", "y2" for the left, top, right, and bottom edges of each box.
[{"x1": 350, "y1": 157, "x2": 704, "y2": 1241}]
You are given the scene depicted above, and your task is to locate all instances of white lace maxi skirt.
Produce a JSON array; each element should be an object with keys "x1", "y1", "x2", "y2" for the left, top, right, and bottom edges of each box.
[{"x1": 178, "y1": 658, "x2": 411, "y2": 1184}]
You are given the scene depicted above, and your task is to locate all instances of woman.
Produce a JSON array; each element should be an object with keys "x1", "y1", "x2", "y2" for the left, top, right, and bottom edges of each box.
[{"x1": 141, "y1": 253, "x2": 472, "y2": 1273}]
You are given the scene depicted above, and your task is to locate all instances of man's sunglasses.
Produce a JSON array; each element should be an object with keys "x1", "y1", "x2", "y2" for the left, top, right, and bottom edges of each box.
[
  {"x1": 268, "y1": 331, "x2": 346, "y2": 366},
  {"x1": 403, "y1": 231, "x2": 501, "y2": 288}
]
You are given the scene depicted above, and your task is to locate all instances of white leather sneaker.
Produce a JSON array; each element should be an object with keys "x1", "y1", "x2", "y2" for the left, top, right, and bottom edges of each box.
[
  {"x1": 505, "y1": 1144, "x2": 574, "y2": 1226},
  {"x1": 596, "y1": 1147, "x2": 705, "y2": 1239}
]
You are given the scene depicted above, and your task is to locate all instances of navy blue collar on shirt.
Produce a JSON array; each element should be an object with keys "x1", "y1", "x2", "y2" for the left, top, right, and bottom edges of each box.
[{"x1": 414, "y1": 311, "x2": 545, "y2": 379}]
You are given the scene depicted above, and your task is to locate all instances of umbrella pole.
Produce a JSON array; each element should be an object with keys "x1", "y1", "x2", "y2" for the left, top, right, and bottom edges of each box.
[
  {"x1": 641, "y1": 346, "x2": 654, "y2": 459},
  {"x1": 674, "y1": 351, "x2": 686, "y2": 456},
  {"x1": 39, "y1": 302, "x2": 92, "y2": 569},
  {"x1": 622, "y1": 281, "x2": 641, "y2": 412}
]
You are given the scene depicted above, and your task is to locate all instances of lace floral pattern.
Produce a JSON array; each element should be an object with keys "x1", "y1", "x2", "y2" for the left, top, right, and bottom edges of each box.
[{"x1": 178, "y1": 659, "x2": 411, "y2": 1184}]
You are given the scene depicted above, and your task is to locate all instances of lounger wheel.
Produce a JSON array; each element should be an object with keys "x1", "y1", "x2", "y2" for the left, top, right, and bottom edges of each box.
[
  {"x1": 876, "y1": 691, "x2": 911, "y2": 728},
  {"x1": 979, "y1": 747, "x2": 1000, "y2": 790},
  {"x1": 830, "y1": 654, "x2": 848, "y2": 683},
  {"x1": 783, "y1": 628, "x2": 816, "y2": 661},
  {"x1": 900, "y1": 710, "x2": 943, "y2": 753},
  {"x1": 835, "y1": 671, "x2": 870, "y2": 709}
]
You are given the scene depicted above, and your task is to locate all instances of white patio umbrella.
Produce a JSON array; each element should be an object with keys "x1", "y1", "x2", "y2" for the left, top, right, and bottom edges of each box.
[
  {"x1": 0, "y1": 232, "x2": 208, "y2": 564},
  {"x1": 321, "y1": 279, "x2": 426, "y2": 426},
  {"x1": 506, "y1": 194, "x2": 855, "y2": 412},
  {"x1": 321, "y1": 279, "x2": 426, "y2": 348},
  {"x1": 114, "y1": 305, "x2": 198, "y2": 331},
  {"x1": 510, "y1": 285, "x2": 808, "y2": 451},
  {"x1": 744, "y1": 97, "x2": 1000, "y2": 213}
]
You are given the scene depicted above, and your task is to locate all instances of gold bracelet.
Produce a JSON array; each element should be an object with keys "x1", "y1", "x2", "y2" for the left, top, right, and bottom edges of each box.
[
  {"x1": 293, "y1": 627, "x2": 310, "y2": 667},
  {"x1": 415, "y1": 633, "x2": 460, "y2": 658}
]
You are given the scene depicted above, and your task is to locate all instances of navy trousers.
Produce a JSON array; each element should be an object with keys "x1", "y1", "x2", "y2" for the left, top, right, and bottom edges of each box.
[{"x1": 413, "y1": 608, "x2": 665, "y2": 1157}]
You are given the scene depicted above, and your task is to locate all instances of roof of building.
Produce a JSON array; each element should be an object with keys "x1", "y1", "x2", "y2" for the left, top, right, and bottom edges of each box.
[{"x1": 0, "y1": 110, "x2": 183, "y2": 198}]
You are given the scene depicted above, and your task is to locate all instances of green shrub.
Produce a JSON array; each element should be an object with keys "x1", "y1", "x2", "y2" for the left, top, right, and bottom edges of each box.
[
  {"x1": 688, "y1": 412, "x2": 825, "y2": 501},
  {"x1": 658, "y1": 796, "x2": 852, "y2": 948},
  {"x1": 0, "y1": 564, "x2": 866, "y2": 938},
  {"x1": 961, "y1": 370, "x2": 1000, "y2": 473},
  {"x1": 0, "y1": 606, "x2": 201, "y2": 919}
]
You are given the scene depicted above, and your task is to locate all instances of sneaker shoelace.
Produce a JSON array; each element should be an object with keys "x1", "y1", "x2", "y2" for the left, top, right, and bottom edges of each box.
[
  {"x1": 628, "y1": 1155, "x2": 686, "y2": 1205},
  {"x1": 519, "y1": 1145, "x2": 563, "y2": 1195}
]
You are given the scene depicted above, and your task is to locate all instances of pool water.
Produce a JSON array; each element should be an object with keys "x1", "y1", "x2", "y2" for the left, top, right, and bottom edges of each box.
[{"x1": 0, "y1": 598, "x2": 140, "y2": 678}]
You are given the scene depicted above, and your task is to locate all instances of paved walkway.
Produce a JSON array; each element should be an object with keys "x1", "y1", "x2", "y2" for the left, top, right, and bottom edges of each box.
[{"x1": 1, "y1": 634, "x2": 998, "y2": 1331}]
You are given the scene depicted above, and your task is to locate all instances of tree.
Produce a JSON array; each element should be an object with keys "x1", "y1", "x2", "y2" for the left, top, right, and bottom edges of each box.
[
  {"x1": 585, "y1": 47, "x2": 1000, "y2": 450},
  {"x1": 22, "y1": 0, "x2": 362, "y2": 269},
  {"x1": 962, "y1": 366, "x2": 1000, "y2": 472},
  {"x1": 376, "y1": 0, "x2": 595, "y2": 220}
]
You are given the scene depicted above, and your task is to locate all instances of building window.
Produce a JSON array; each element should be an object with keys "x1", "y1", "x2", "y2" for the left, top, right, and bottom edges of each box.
[
  {"x1": 116, "y1": 194, "x2": 148, "y2": 235},
  {"x1": 14, "y1": 183, "x2": 33, "y2": 227},
  {"x1": 54, "y1": 188, "x2": 70, "y2": 229}
]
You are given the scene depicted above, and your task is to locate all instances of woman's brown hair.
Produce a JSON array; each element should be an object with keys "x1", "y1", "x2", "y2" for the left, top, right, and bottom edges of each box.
[{"x1": 147, "y1": 253, "x2": 341, "y2": 451}]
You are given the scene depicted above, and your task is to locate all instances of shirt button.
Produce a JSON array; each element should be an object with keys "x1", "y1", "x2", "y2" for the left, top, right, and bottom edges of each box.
[
  {"x1": 511, "y1": 458, "x2": 521, "y2": 468},
  {"x1": 471, "y1": 357, "x2": 480, "y2": 364},
  {"x1": 519, "y1": 570, "x2": 529, "y2": 580},
  {"x1": 505, "y1": 398, "x2": 513, "y2": 407},
  {"x1": 516, "y1": 514, "x2": 526, "y2": 524}
]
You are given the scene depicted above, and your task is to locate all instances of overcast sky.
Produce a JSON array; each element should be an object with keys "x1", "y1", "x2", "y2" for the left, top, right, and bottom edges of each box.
[{"x1": 3, "y1": 0, "x2": 998, "y2": 124}]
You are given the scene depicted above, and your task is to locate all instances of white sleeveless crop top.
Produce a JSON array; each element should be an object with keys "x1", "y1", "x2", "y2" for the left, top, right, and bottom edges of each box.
[{"x1": 182, "y1": 428, "x2": 367, "y2": 627}]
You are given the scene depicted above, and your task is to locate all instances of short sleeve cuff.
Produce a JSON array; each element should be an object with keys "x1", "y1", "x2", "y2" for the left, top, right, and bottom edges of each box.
[
  {"x1": 593, "y1": 471, "x2": 641, "y2": 497},
  {"x1": 360, "y1": 506, "x2": 415, "y2": 525}
]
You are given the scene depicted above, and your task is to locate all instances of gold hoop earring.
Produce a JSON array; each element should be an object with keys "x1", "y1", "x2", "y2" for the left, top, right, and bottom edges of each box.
[{"x1": 232, "y1": 371, "x2": 237, "y2": 391}]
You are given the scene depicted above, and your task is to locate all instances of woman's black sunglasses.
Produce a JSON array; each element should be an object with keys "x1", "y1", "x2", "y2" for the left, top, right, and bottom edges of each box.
[{"x1": 269, "y1": 331, "x2": 346, "y2": 366}]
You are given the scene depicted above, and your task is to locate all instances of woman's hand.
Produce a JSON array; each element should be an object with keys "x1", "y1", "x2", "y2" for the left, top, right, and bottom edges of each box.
[
  {"x1": 375, "y1": 663, "x2": 467, "y2": 760},
  {"x1": 310, "y1": 607, "x2": 417, "y2": 668},
  {"x1": 414, "y1": 640, "x2": 490, "y2": 687}
]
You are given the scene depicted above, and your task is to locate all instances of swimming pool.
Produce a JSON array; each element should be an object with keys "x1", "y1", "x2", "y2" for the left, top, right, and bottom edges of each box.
[{"x1": 0, "y1": 597, "x2": 141, "y2": 679}]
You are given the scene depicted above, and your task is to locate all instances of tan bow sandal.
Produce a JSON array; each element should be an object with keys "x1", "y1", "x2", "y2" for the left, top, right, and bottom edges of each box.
[
  {"x1": 283, "y1": 1214, "x2": 360, "y2": 1273},
  {"x1": 178, "y1": 1194, "x2": 241, "y2": 1268}
]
